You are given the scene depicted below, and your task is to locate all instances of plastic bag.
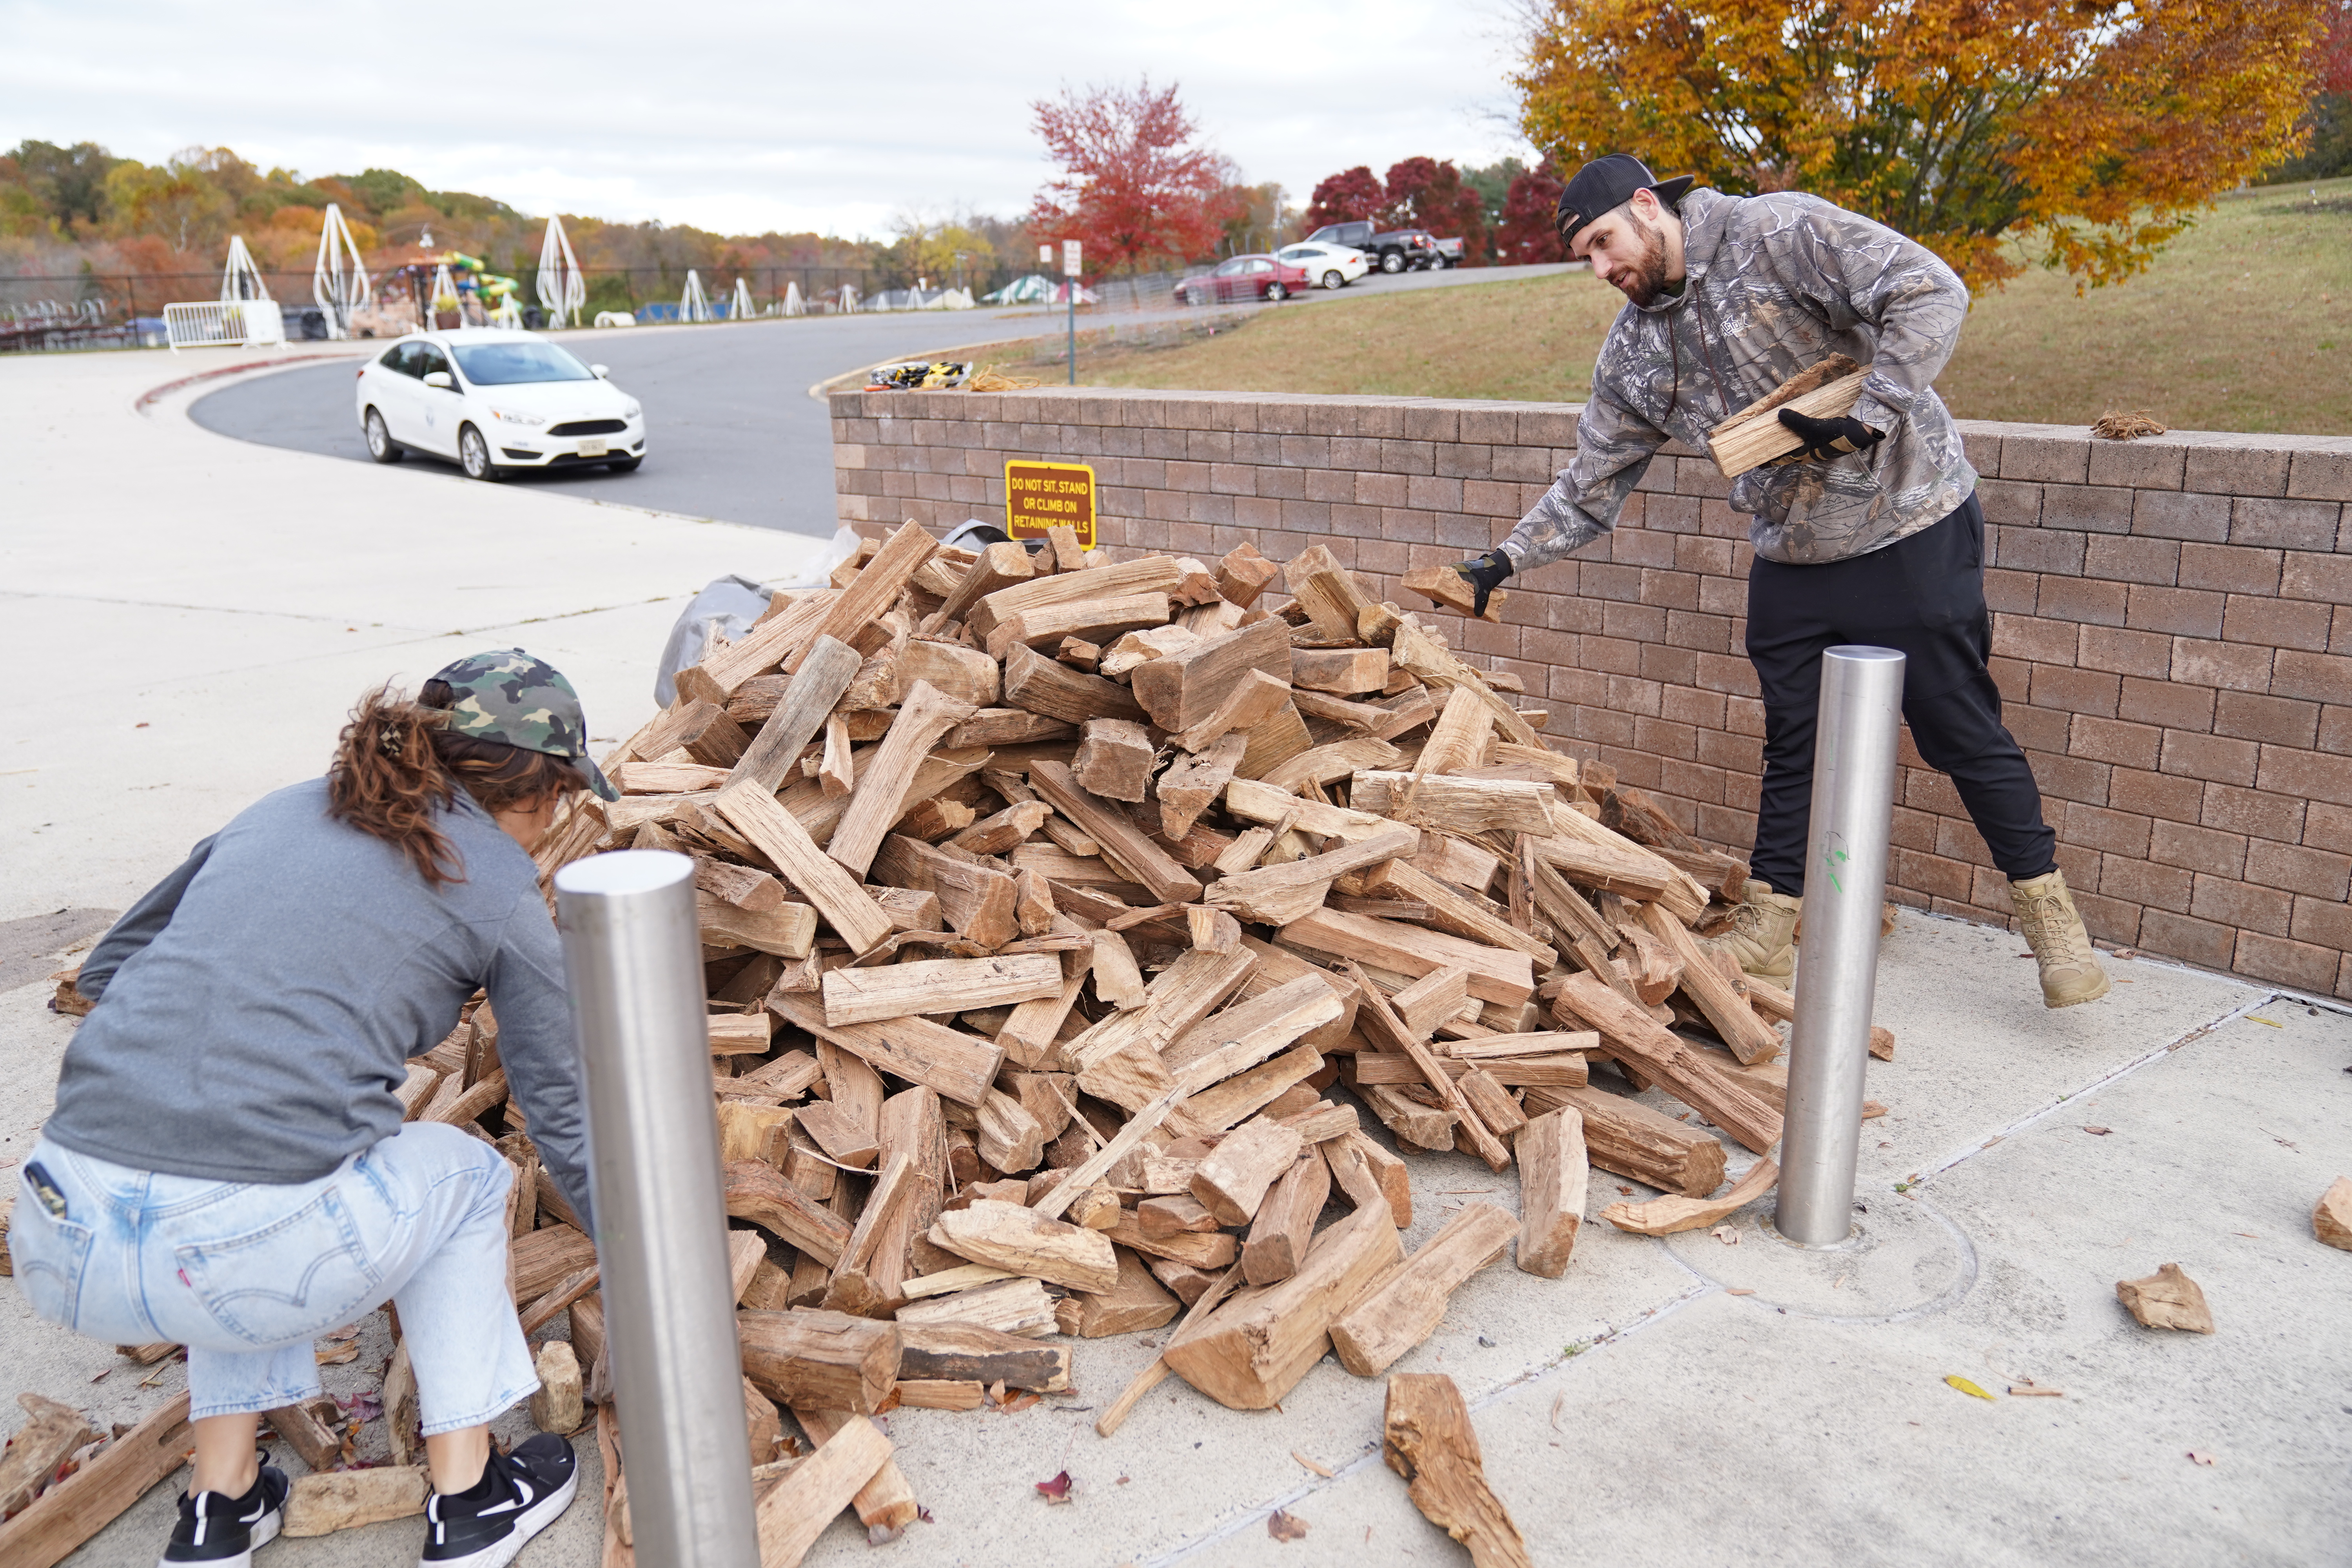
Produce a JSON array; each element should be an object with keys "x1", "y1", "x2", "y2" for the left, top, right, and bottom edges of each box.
[{"x1": 654, "y1": 574, "x2": 773, "y2": 706}]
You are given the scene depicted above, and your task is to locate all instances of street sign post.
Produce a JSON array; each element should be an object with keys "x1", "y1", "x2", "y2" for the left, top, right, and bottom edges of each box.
[
  {"x1": 1004, "y1": 459, "x2": 1096, "y2": 550},
  {"x1": 1062, "y1": 240, "x2": 1081, "y2": 386}
]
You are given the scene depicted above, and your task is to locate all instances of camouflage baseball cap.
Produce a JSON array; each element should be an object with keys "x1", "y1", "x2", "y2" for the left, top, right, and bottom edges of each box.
[{"x1": 430, "y1": 649, "x2": 619, "y2": 801}]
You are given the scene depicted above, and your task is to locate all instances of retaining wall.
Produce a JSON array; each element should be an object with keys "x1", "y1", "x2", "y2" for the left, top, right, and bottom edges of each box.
[{"x1": 830, "y1": 386, "x2": 2352, "y2": 999}]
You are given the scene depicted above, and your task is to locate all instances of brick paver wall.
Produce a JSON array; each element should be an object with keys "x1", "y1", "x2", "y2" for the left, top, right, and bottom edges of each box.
[{"x1": 830, "y1": 387, "x2": 2352, "y2": 999}]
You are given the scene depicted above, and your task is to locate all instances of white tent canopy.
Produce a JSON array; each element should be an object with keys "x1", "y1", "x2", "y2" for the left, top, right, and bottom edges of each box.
[{"x1": 536, "y1": 215, "x2": 586, "y2": 329}]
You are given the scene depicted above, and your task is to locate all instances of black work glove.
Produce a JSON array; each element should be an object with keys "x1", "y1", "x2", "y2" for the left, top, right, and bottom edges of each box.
[
  {"x1": 1453, "y1": 548, "x2": 1514, "y2": 617},
  {"x1": 1776, "y1": 407, "x2": 1882, "y2": 463}
]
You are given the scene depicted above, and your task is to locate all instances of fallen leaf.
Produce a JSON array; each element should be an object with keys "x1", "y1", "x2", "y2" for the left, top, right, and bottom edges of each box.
[
  {"x1": 2249, "y1": 1017, "x2": 2282, "y2": 1028},
  {"x1": 1710, "y1": 1225, "x2": 1740, "y2": 1246},
  {"x1": 1036, "y1": 1470, "x2": 1073, "y2": 1503},
  {"x1": 324, "y1": 1323, "x2": 363, "y2": 1341},
  {"x1": 1267, "y1": 1510, "x2": 1308, "y2": 1542},
  {"x1": 335, "y1": 1391, "x2": 383, "y2": 1424},
  {"x1": 314, "y1": 1340, "x2": 359, "y2": 1366},
  {"x1": 1616, "y1": 1185, "x2": 1633, "y2": 1196},
  {"x1": 2083, "y1": 1126, "x2": 2112, "y2": 1136},
  {"x1": 2187, "y1": 1450, "x2": 2216, "y2": 1466},
  {"x1": 1000, "y1": 1390, "x2": 1040, "y2": 1414},
  {"x1": 1945, "y1": 1376, "x2": 1996, "y2": 1401},
  {"x1": 1291, "y1": 1449, "x2": 1333, "y2": 1478}
]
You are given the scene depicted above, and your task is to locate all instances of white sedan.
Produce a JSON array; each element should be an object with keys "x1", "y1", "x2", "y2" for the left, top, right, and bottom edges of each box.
[
  {"x1": 1276, "y1": 242, "x2": 1370, "y2": 290},
  {"x1": 355, "y1": 328, "x2": 646, "y2": 481}
]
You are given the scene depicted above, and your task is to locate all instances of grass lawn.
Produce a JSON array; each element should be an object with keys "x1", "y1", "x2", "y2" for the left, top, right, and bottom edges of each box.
[{"x1": 1012, "y1": 176, "x2": 2352, "y2": 435}]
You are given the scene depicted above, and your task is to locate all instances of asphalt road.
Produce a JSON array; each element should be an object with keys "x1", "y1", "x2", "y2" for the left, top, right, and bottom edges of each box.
[{"x1": 187, "y1": 261, "x2": 1579, "y2": 537}]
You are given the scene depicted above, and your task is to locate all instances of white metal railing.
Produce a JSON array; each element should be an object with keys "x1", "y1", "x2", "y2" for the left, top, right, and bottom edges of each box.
[{"x1": 162, "y1": 299, "x2": 285, "y2": 352}]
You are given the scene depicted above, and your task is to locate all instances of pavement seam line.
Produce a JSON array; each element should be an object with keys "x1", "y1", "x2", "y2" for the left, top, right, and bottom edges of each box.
[
  {"x1": 1140, "y1": 1282, "x2": 1713, "y2": 1564},
  {"x1": 1911, "y1": 989, "x2": 2288, "y2": 1189}
]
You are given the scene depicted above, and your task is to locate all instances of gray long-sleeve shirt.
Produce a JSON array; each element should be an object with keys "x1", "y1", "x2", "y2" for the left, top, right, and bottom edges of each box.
[
  {"x1": 1503, "y1": 186, "x2": 1976, "y2": 570},
  {"x1": 49, "y1": 779, "x2": 595, "y2": 1232}
]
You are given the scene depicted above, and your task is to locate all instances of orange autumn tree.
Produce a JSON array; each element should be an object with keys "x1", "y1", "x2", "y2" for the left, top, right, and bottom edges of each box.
[{"x1": 1514, "y1": 0, "x2": 2333, "y2": 292}]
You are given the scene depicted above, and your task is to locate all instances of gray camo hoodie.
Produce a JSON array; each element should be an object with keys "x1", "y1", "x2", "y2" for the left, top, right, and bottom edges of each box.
[{"x1": 1502, "y1": 185, "x2": 1976, "y2": 568}]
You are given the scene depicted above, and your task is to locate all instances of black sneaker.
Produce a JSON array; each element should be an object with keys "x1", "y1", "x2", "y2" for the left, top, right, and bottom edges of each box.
[
  {"x1": 420, "y1": 1434, "x2": 579, "y2": 1567},
  {"x1": 161, "y1": 1458, "x2": 287, "y2": 1566}
]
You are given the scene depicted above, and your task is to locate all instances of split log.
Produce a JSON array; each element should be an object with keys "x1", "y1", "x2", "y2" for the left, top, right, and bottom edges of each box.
[
  {"x1": 530, "y1": 1340, "x2": 584, "y2": 1434},
  {"x1": 969, "y1": 555, "x2": 1183, "y2": 642},
  {"x1": 986, "y1": 592, "x2": 1172, "y2": 660},
  {"x1": 1281, "y1": 544, "x2": 1376, "y2": 642},
  {"x1": 869, "y1": 834, "x2": 1019, "y2": 948},
  {"x1": 789, "y1": 1406, "x2": 919, "y2": 1539},
  {"x1": 1128, "y1": 617, "x2": 1292, "y2": 733},
  {"x1": 1170, "y1": 669, "x2": 1292, "y2": 752},
  {"x1": 769, "y1": 994, "x2": 1004, "y2": 1108},
  {"x1": 752, "y1": 1414, "x2": 894, "y2": 1568},
  {"x1": 262, "y1": 1396, "x2": 344, "y2": 1475},
  {"x1": 1234, "y1": 701, "x2": 1314, "y2": 782},
  {"x1": 1327, "y1": 1129, "x2": 1413, "y2": 1228},
  {"x1": 1601, "y1": 1158, "x2": 1779, "y2": 1236},
  {"x1": 1156, "y1": 732, "x2": 1247, "y2": 839},
  {"x1": 2318, "y1": 1177, "x2": 2352, "y2": 1251},
  {"x1": 1069, "y1": 1247, "x2": 1183, "y2": 1338},
  {"x1": 932, "y1": 540, "x2": 1034, "y2": 627},
  {"x1": 713, "y1": 782, "x2": 895, "y2": 955},
  {"x1": 725, "y1": 636, "x2": 864, "y2": 792},
  {"x1": 892, "y1": 1277, "x2": 1057, "y2": 1337},
  {"x1": 1708, "y1": 367, "x2": 1869, "y2": 478},
  {"x1": 895, "y1": 1322, "x2": 1072, "y2": 1392},
  {"x1": 1330, "y1": 1202, "x2": 1517, "y2": 1375},
  {"x1": 790, "y1": 519, "x2": 936, "y2": 671},
  {"x1": 0, "y1": 1392, "x2": 191, "y2": 1568},
  {"x1": 1206, "y1": 827, "x2": 1419, "y2": 927},
  {"x1": 1240, "y1": 1148, "x2": 1332, "y2": 1286},
  {"x1": 0, "y1": 1395, "x2": 96, "y2": 1519},
  {"x1": 929, "y1": 1200, "x2": 1120, "y2": 1292},
  {"x1": 283, "y1": 1467, "x2": 428, "y2": 1536},
  {"x1": 1000, "y1": 641, "x2": 1148, "y2": 724},
  {"x1": 1279, "y1": 908, "x2": 1534, "y2": 1009},
  {"x1": 1029, "y1": 760, "x2": 1201, "y2": 904},
  {"x1": 896, "y1": 638, "x2": 1001, "y2": 708},
  {"x1": 1552, "y1": 974, "x2": 1782, "y2": 1155},
  {"x1": 1162, "y1": 1202, "x2": 1401, "y2": 1410},
  {"x1": 1348, "y1": 960, "x2": 1511, "y2": 1173},
  {"x1": 1514, "y1": 1109, "x2": 1587, "y2": 1277},
  {"x1": 1072, "y1": 718, "x2": 1157, "y2": 802},
  {"x1": 1402, "y1": 564, "x2": 1506, "y2": 623},
  {"x1": 1350, "y1": 772, "x2": 1552, "y2": 837},
  {"x1": 1522, "y1": 1085, "x2": 1726, "y2": 1198},
  {"x1": 820, "y1": 954, "x2": 1062, "y2": 1027},
  {"x1": 737, "y1": 1308, "x2": 902, "y2": 1413},
  {"x1": 1382, "y1": 1374, "x2": 1533, "y2": 1568},
  {"x1": 1290, "y1": 647, "x2": 1391, "y2": 694},
  {"x1": 1214, "y1": 541, "x2": 1282, "y2": 607},
  {"x1": 725, "y1": 1160, "x2": 856, "y2": 1266},
  {"x1": 1641, "y1": 902, "x2": 1780, "y2": 1064},
  {"x1": 826, "y1": 681, "x2": 980, "y2": 877}
]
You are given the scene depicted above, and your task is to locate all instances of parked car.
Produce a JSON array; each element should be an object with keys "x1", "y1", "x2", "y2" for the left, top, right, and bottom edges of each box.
[
  {"x1": 1173, "y1": 254, "x2": 1309, "y2": 305},
  {"x1": 1275, "y1": 242, "x2": 1370, "y2": 290},
  {"x1": 1303, "y1": 221, "x2": 1443, "y2": 273},
  {"x1": 1433, "y1": 237, "x2": 1465, "y2": 267},
  {"x1": 354, "y1": 328, "x2": 645, "y2": 481}
]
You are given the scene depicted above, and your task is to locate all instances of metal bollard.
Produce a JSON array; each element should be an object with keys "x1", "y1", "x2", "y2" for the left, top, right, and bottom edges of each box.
[
  {"x1": 556, "y1": 850, "x2": 760, "y2": 1566},
  {"x1": 1775, "y1": 646, "x2": 1906, "y2": 1247}
]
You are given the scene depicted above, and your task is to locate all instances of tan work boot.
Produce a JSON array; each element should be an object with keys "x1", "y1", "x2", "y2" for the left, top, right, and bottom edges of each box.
[
  {"x1": 2009, "y1": 869, "x2": 2110, "y2": 1009},
  {"x1": 1702, "y1": 879, "x2": 1802, "y2": 983}
]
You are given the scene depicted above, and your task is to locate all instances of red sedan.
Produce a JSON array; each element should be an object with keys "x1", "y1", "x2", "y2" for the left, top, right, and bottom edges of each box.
[{"x1": 1174, "y1": 254, "x2": 1308, "y2": 305}]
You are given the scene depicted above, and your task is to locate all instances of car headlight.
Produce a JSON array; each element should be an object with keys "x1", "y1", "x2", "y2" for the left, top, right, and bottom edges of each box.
[
  {"x1": 622, "y1": 403, "x2": 641, "y2": 419},
  {"x1": 490, "y1": 408, "x2": 544, "y2": 426}
]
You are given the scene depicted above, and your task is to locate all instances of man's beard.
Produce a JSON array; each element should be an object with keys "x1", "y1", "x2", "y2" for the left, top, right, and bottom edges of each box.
[{"x1": 1612, "y1": 212, "x2": 1672, "y2": 305}]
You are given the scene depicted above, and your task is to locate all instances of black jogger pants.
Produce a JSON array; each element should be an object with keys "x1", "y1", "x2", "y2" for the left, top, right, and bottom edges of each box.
[{"x1": 1744, "y1": 491, "x2": 2058, "y2": 897}]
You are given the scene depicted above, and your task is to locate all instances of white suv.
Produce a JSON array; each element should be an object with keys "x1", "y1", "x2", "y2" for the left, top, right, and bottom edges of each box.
[{"x1": 355, "y1": 328, "x2": 646, "y2": 481}]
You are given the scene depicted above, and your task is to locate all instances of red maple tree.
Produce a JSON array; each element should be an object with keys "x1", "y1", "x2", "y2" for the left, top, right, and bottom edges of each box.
[
  {"x1": 1303, "y1": 166, "x2": 1386, "y2": 231},
  {"x1": 1495, "y1": 158, "x2": 1566, "y2": 264},
  {"x1": 1027, "y1": 78, "x2": 1236, "y2": 275},
  {"x1": 1383, "y1": 157, "x2": 1490, "y2": 262}
]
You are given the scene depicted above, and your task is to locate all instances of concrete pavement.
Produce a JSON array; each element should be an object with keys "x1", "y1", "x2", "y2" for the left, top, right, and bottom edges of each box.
[{"x1": 4, "y1": 341, "x2": 2349, "y2": 1568}]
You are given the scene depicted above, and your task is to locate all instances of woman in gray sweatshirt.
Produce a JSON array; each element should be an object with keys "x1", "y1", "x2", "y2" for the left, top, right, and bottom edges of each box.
[{"x1": 12, "y1": 649, "x2": 616, "y2": 1568}]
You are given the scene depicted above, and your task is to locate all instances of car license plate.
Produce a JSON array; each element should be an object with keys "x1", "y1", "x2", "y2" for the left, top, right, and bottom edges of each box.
[{"x1": 577, "y1": 439, "x2": 608, "y2": 457}]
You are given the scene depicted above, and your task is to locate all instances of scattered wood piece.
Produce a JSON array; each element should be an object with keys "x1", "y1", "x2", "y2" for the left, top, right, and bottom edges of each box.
[
  {"x1": 1382, "y1": 1373, "x2": 1533, "y2": 1568},
  {"x1": 1330, "y1": 1202, "x2": 1517, "y2": 1376},
  {"x1": 2116, "y1": 1263, "x2": 2215, "y2": 1333},
  {"x1": 1602, "y1": 1159, "x2": 1779, "y2": 1236}
]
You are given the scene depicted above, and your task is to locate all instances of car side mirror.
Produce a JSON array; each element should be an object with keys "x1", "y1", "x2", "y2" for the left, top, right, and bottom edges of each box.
[
  {"x1": 591, "y1": 364, "x2": 610, "y2": 378},
  {"x1": 422, "y1": 370, "x2": 454, "y2": 389}
]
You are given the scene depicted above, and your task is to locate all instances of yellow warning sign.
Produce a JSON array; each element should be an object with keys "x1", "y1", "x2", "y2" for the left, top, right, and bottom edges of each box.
[{"x1": 1004, "y1": 459, "x2": 1096, "y2": 550}]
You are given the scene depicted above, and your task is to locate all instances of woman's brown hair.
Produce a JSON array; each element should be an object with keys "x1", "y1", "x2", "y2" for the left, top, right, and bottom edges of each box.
[{"x1": 327, "y1": 681, "x2": 587, "y2": 888}]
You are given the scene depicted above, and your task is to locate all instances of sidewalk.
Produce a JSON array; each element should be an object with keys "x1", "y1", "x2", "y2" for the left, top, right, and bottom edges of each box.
[{"x1": 4, "y1": 347, "x2": 2348, "y2": 1567}]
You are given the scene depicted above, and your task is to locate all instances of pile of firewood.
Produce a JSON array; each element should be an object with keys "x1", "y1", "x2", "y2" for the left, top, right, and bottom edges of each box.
[
  {"x1": 508, "y1": 521, "x2": 1853, "y2": 1562},
  {"x1": 12, "y1": 521, "x2": 1860, "y2": 1566}
]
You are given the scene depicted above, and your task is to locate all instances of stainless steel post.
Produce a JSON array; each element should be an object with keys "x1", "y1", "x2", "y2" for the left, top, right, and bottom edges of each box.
[
  {"x1": 555, "y1": 850, "x2": 759, "y2": 1566},
  {"x1": 1775, "y1": 646, "x2": 1907, "y2": 1247}
]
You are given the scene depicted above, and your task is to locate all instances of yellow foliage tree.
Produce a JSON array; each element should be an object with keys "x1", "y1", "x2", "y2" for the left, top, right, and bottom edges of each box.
[{"x1": 1515, "y1": 0, "x2": 2332, "y2": 292}]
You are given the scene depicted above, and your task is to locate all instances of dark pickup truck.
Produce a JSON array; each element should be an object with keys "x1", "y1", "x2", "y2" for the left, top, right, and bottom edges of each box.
[{"x1": 1303, "y1": 221, "x2": 1443, "y2": 273}]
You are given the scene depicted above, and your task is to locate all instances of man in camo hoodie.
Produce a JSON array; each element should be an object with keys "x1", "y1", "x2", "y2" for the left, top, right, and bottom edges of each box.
[{"x1": 1454, "y1": 154, "x2": 2106, "y2": 1009}]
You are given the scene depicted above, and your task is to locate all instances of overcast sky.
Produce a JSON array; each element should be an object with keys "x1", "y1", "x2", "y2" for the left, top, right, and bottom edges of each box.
[{"x1": 3, "y1": 0, "x2": 1534, "y2": 239}]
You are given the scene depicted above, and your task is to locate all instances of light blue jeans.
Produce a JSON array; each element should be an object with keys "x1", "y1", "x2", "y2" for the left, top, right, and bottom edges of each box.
[{"x1": 12, "y1": 1122, "x2": 540, "y2": 1432}]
